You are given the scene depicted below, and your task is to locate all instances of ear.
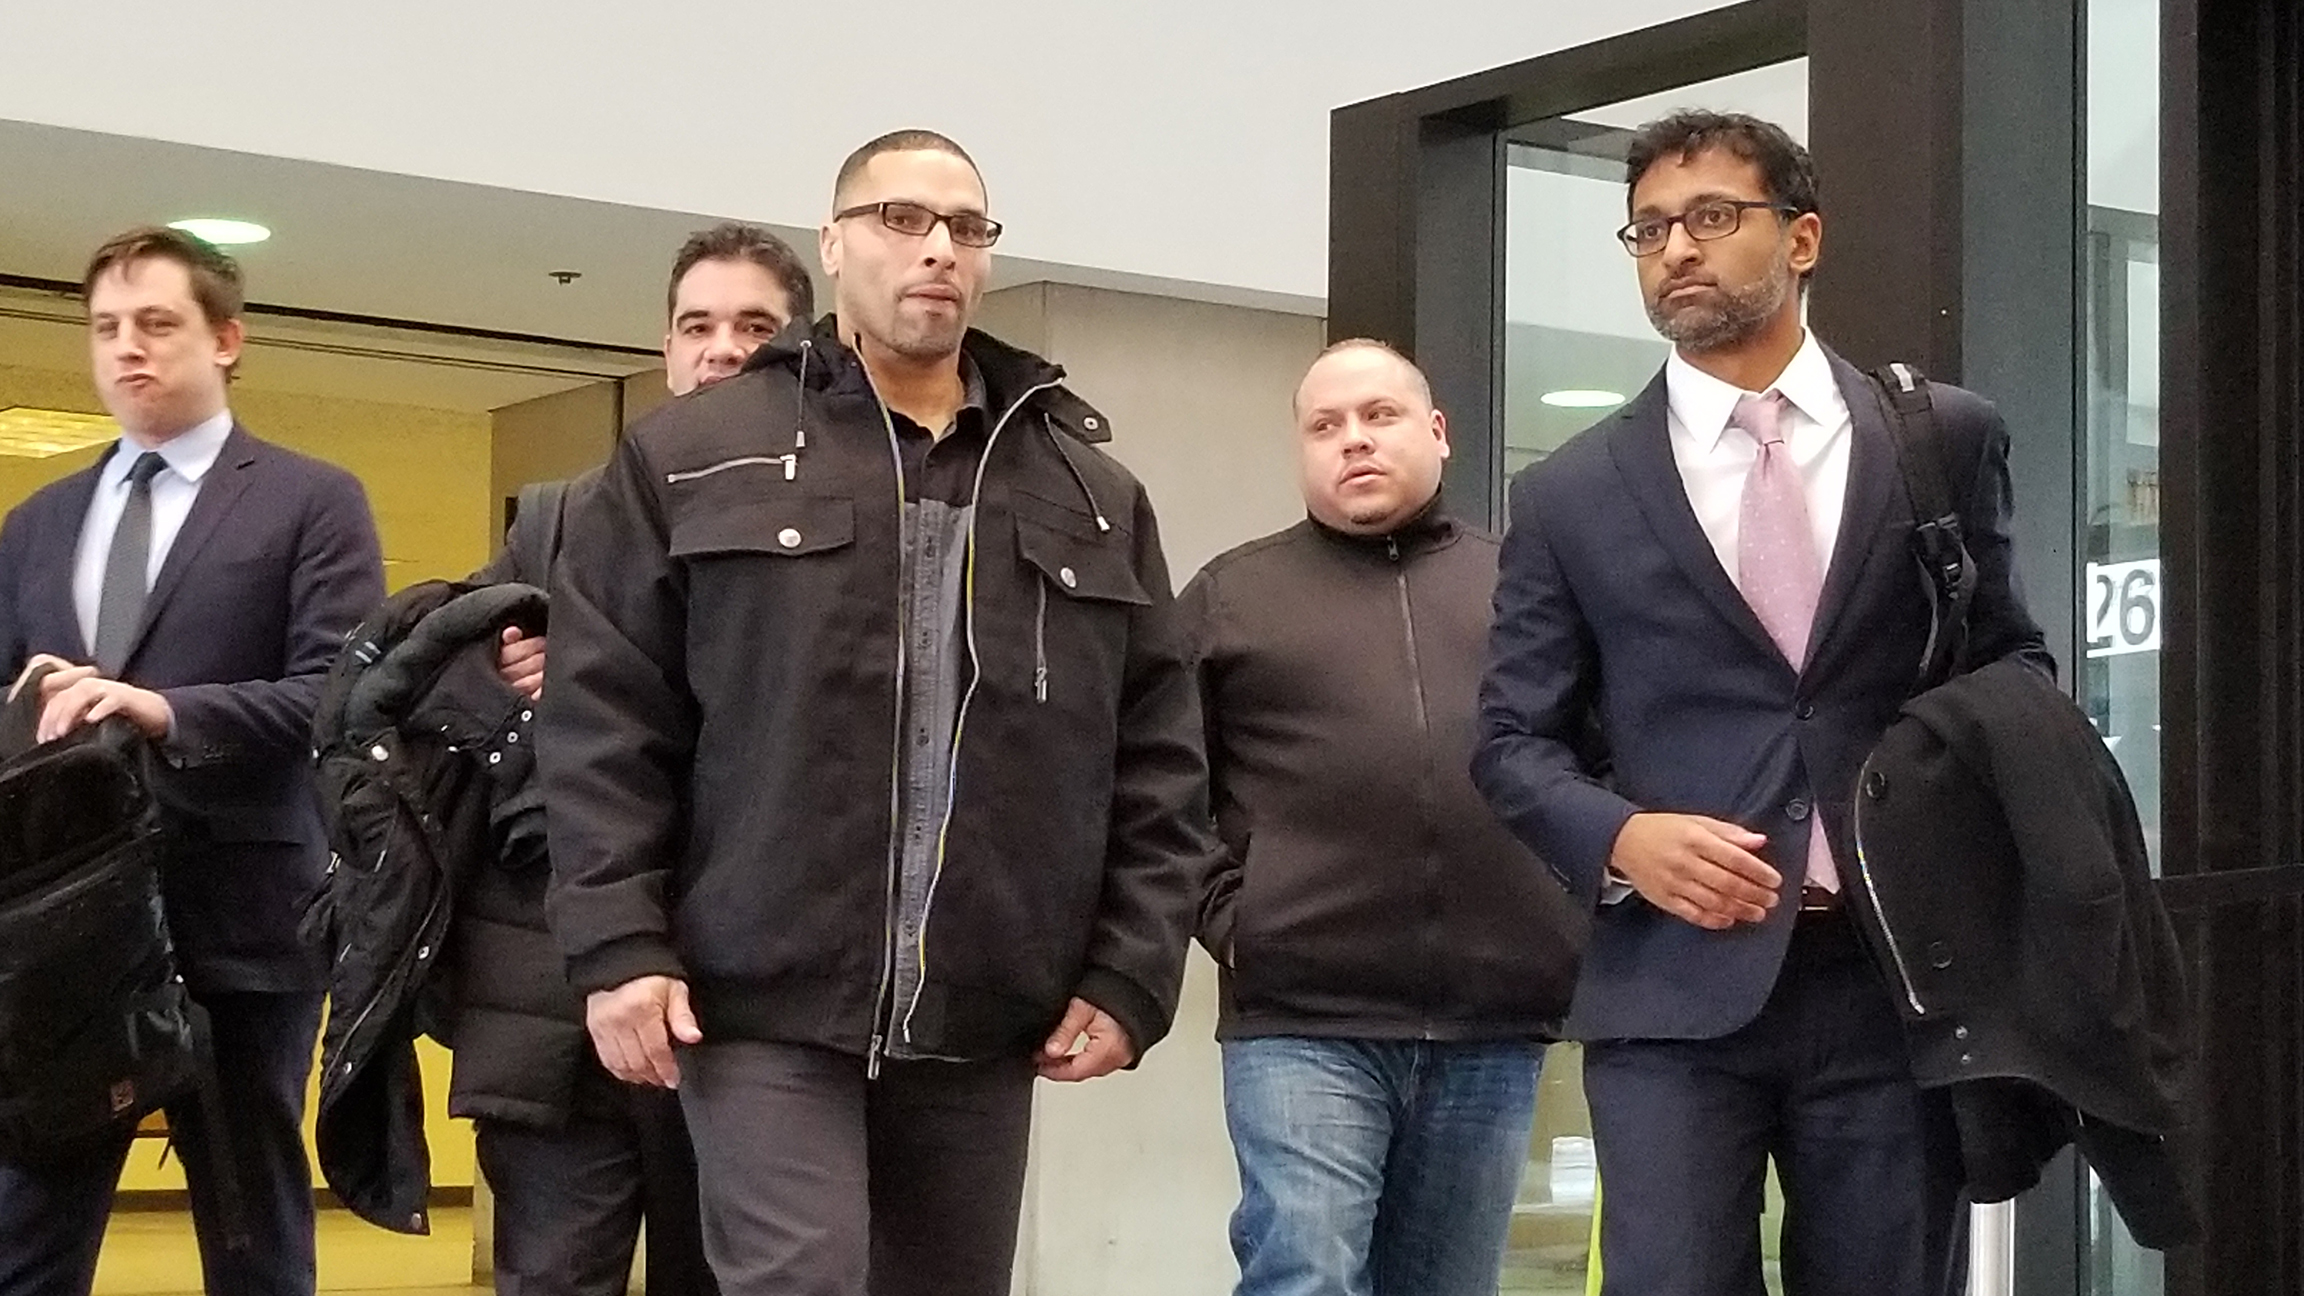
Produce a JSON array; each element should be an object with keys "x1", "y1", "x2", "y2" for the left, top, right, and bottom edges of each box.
[
  {"x1": 1431, "y1": 408, "x2": 1451, "y2": 461},
  {"x1": 818, "y1": 222, "x2": 842, "y2": 279},
  {"x1": 1788, "y1": 210, "x2": 1824, "y2": 279},
  {"x1": 213, "y1": 318, "x2": 246, "y2": 371}
]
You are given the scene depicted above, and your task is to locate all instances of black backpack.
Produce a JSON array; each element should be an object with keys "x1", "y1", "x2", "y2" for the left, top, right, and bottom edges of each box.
[{"x1": 0, "y1": 672, "x2": 215, "y2": 1167}]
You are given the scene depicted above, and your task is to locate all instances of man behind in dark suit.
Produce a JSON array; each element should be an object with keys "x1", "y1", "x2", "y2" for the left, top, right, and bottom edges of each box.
[
  {"x1": 0, "y1": 227, "x2": 385, "y2": 1296},
  {"x1": 1473, "y1": 112, "x2": 2051, "y2": 1294}
]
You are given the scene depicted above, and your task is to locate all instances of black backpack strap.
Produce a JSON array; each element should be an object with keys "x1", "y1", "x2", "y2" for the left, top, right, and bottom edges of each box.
[
  {"x1": 1867, "y1": 363, "x2": 1978, "y2": 688},
  {"x1": 509, "y1": 480, "x2": 572, "y2": 587}
]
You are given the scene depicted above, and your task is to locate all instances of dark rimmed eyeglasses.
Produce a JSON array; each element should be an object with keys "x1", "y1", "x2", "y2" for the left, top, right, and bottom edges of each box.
[
  {"x1": 1616, "y1": 199, "x2": 1800, "y2": 257},
  {"x1": 833, "y1": 200, "x2": 1003, "y2": 249}
]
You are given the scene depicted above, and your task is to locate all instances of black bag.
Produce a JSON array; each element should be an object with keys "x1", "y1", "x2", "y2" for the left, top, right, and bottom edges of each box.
[
  {"x1": 0, "y1": 688, "x2": 205, "y2": 1164},
  {"x1": 1867, "y1": 362, "x2": 1980, "y2": 689}
]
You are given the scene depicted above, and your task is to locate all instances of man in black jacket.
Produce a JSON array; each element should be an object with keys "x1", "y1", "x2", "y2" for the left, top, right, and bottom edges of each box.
[
  {"x1": 538, "y1": 130, "x2": 1210, "y2": 1296},
  {"x1": 1185, "y1": 341, "x2": 1585, "y2": 1296},
  {"x1": 458, "y1": 223, "x2": 813, "y2": 1296}
]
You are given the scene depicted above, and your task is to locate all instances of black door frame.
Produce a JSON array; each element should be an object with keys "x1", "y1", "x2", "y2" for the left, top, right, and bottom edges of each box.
[{"x1": 1331, "y1": 1, "x2": 2304, "y2": 1293}]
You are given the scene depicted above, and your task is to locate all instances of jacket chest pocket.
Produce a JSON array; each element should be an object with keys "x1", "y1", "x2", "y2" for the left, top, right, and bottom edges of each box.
[
  {"x1": 1012, "y1": 509, "x2": 1148, "y2": 706},
  {"x1": 668, "y1": 495, "x2": 857, "y2": 563}
]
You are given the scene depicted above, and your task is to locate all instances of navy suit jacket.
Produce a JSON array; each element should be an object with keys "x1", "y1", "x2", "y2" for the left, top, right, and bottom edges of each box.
[
  {"x1": 1473, "y1": 350, "x2": 2051, "y2": 1042},
  {"x1": 0, "y1": 424, "x2": 384, "y2": 992}
]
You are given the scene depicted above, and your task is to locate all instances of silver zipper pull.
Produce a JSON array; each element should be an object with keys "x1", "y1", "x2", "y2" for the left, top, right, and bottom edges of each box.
[
  {"x1": 784, "y1": 455, "x2": 797, "y2": 482},
  {"x1": 1034, "y1": 667, "x2": 1049, "y2": 702},
  {"x1": 867, "y1": 1035, "x2": 884, "y2": 1079}
]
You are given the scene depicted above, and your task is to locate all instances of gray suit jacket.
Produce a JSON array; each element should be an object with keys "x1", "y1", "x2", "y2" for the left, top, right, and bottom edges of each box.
[
  {"x1": 1473, "y1": 350, "x2": 2052, "y2": 1041},
  {"x1": 0, "y1": 424, "x2": 385, "y2": 991}
]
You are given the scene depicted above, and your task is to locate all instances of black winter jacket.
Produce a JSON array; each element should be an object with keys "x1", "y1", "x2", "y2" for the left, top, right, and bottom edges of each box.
[
  {"x1": 1183, "y1": 508, "x2": 1586, "y2": 1040},
  {"x1": 310, "y1": 581, "x2": 548, "y2": 1234},
  {"x1": 1852, "y1": 657, "x2": 2196, "y2": 1248},
  {"x1": 541, "y1": 320, "x2": 1212, "y2": 1066}
]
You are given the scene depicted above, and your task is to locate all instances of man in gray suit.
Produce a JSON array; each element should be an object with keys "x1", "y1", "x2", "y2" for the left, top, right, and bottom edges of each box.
[
  {"x1": 1474, "y1": 112, "x2": 2051, "y2": 1294},
  {"x1": 0, "y1": 226, "x2": 384, "y2": 1296}
]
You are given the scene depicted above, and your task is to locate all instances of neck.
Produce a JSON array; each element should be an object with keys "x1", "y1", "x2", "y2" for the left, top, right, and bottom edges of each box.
[
  {"x1": 1678, "y1": 308, "x2": 1806, "y2": 394},
  {"x1": 849, "y1": 326, "x2": 965, "y2": 436},
  {"x1": 122, "y1": 404, "x2": 225, "y2": 451}
]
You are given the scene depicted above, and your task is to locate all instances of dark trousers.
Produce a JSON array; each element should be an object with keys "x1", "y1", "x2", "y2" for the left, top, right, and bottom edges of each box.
[
  {"x1": 0, "y1": 989, "x2": 323, "y2": 1296},
  {"x1": 676, "y1": 1042, "x2": 1036, "y2": 1296},
  {"x1": 1584, "y1": 913, "x2": 1968, "y2": 1296},
  {"x1": 476, "y1": 1064, "x2": 720, "y2": 1296}
]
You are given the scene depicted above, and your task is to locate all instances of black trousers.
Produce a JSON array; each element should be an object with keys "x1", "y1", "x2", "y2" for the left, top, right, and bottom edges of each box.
[
  {"x1": 676, "y1": 1042, "x2": 1036, "y2": 1296},
  {"x1": 0, "y1": 989, "x2": 323, "y2": 1296},
  {"x1": 1584, "y1": 912, "x2": 1969, "y2": 1296},
  {"x1": 475, "y1": 1063, "x2": 719, "y2": 1296}
]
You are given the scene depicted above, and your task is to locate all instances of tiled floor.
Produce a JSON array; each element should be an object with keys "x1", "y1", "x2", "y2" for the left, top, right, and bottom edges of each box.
[{"x1": 92, "y1": 1206, "x2": 484, "y2": 1295}]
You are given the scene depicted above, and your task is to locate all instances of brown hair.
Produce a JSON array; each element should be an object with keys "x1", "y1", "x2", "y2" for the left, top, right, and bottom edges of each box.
[
  {"x1": 82, "y1": 225, "x2": 245, "y2": 327},
  {"x1": 832, "y1": 129, "x2": 983, "y2": 207},
  {"x1": 666, "y1": 223, "x2": 816, "y2": 323}
]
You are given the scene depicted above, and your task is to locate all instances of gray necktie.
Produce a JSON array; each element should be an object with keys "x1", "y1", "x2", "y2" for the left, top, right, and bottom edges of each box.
[{"x1": 94, "y1": 452, "x2": 167, "y2": 674}]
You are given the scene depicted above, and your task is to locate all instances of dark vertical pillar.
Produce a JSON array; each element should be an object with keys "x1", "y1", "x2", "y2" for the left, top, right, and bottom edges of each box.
[{"x1": 1414, "y1": 120, "x2": 1506, "y2": 529}]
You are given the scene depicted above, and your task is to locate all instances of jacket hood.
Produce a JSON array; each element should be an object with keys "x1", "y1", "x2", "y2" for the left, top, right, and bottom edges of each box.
[{"x1": 743, "y1": 315, "x2": 1112, "y2": 445}]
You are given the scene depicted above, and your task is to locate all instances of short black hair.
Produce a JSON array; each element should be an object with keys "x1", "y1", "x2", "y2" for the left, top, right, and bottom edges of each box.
[
  {"x1": 1624, "y1": 110, "x2": 1818, "y2": 218},
  {"x1": 832, "y1": 129, "x2": 983, "y2": 206},
  {"x1": 666, "y1": 223, "x2": 815, "y2": 323}
]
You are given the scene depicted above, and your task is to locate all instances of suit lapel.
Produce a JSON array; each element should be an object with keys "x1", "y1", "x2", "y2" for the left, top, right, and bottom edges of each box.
[
  {"x1": 1804, "y1": 352, "x2": 1901, "y2": 677},
  {"x1": 124, "y1": 425, "x2": 259, "y2": 670},
  {"x1": 1604, "y1": 372, "x2": 1787, "y2": 666}
]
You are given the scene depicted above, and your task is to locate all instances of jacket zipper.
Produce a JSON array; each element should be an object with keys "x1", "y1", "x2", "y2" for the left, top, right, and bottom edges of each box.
[
  {"x1": 900, "y1": 378, "x2": 1062, "y2": 1047},
  {"x1": 865, "y1": 397, "x2": 909, "y2": 1079},
  {"x1": 1851, "y1": 752, "x2": 1927, "y2": 1015},
  {"x1": 664, "y1": 454, "x2": 797, "y2": 484},
  {"x1": 1389, "y1": 537, "x2": 1442, "y2": 1034},
  {"x1": 1032, "y1": 579, "x2": 1050, "y2": 702}
]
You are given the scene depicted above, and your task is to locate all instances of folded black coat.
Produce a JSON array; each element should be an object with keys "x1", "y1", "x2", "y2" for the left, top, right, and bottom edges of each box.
[
  {"x1": 1850, "y1": 657, "x2": 2198, "y2": 1248},
  {"x1": 309, "y1": 581, "x2": 547, "y2": 1234}
]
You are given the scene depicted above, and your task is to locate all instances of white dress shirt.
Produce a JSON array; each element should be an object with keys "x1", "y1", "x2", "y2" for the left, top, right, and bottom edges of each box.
[
  {"x1": 73, "y1": 410, "x2": 235, "y2": 652},
  {"x1": 1664, "y1": 330, "x2": 1852, "y2": 582}
]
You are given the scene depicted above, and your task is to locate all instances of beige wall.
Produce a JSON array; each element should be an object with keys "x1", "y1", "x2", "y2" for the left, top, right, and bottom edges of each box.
[
  {"x1": 489, "y1": 381, "x2": 620, "y2": 532},
  {"x1": 982, "y1": 283, "x2": 1323, "y2": 1296}
]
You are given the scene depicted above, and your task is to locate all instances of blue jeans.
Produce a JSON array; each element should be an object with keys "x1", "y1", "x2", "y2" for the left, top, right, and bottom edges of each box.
[{"x1": 1223, "y1": 1036, "x2": 1543, "y2": 1296}]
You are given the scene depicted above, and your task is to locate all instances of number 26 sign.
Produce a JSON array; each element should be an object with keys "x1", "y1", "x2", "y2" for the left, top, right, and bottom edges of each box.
[{"x1": 2086, "y1": 558, "x2": 2161, "y2": 658}]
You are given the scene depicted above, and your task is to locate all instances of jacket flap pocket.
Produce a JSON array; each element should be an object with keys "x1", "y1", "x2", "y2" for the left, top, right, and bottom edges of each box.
[
  {"x1": 669, "y1": 497, "x2": 855, "y2": 559},
  {"x1": 1014, "y1": 513, "x2": 1149, "y2": 606}
]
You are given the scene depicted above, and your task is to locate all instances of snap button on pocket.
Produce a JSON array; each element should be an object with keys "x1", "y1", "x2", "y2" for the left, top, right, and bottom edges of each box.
[
  {"x1": 1059, "y1": 566, "x2": 1078, "y2": 589},
  {"x1": 778, "y1": 528, "x2": 802, "y2": 548},
  {"x1": 1927, "y1": 941, "x2": 1953, "y2": 969}
]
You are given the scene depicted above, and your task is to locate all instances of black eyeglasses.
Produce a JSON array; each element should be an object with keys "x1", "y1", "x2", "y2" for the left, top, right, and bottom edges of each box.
[
  {"x1": 1616, "y1": 200, "x2": 1799, "y2": 257},
  {"x1": 833, "y1": 200, "x2": 1003, "y2": 249}
]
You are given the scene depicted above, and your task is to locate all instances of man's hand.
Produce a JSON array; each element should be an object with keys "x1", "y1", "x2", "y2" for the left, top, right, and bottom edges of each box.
[
  {"x1": 585, "y1": 974, "x2": 701, "y2": 1089},
  {"x1": 35, "y1": 665, "x2": 173, "y2": 743},
  {"x1": 8, "y1": 653, "x2": 79, "y2": 703},
  {"x1": 498, "y1": 626, "x2": 545, "y2": 701},
  {"x1": 1609, "y1": 813, "x2": 1780, "y2": 930},
  {"x1": 1038, "y1": 997, "x2": 1136, "y2": 1082}
]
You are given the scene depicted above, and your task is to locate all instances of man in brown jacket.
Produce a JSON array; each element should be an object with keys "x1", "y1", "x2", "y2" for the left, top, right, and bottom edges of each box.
[{"x1": 1183, "y1": 340, "x2": 1585, "y2": 1296}]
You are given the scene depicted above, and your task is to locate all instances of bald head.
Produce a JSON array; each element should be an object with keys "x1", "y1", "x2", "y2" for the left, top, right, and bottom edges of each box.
[
  {"x1": 1293, "y1": 338, "x2": 1432, "y2": 420},
  {"x1": 1293, "y1": 339, "x2": 1449, "y2": 536}
]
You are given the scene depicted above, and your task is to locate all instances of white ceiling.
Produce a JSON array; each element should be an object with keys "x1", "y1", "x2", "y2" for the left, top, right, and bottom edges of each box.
[{"x1": 0, "y1": 0, "x2": 1735, "y2": 319}]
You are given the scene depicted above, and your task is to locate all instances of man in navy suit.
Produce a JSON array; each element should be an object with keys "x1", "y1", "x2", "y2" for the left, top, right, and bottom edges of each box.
[
  {"x1": 1474, "y1": 111, "x2": 2051, "y2": 1295},
  {"x1": 0, "y1": 226, "x2": 384, "y2": 1296}
]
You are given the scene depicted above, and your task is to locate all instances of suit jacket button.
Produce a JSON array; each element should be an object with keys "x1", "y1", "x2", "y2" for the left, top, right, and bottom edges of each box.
[
  {"x1": 1864, "y1": 771, "x2": 1889, "y2": 799},
  {"x1": 1927, "y1": 941, "x2": 1953, "y2": 969},
  {"x1": 1785, "y1": 798, "x2": 1811, "y2": 822},
  {"x1": 1797, "y1": 703, "x2": 1816, "y2": 720}
]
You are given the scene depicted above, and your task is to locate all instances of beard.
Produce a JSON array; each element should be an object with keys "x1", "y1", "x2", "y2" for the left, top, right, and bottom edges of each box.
[{"x1": 1646, "y1": 255, "x2": 1795, "y2": 353}]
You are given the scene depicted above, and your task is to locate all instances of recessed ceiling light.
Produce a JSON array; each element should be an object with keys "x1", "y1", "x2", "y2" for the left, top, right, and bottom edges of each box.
[
  {"x1": 1540, "y1": 389, "x2": 1627, "y2": 409},
  {"x1": 168, "y1": 218, "x2": 271, "y2": 246}
]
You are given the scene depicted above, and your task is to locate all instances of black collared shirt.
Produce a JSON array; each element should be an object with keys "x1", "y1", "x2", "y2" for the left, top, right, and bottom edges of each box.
[{"x1": 890, "y1": 357, "x2": 992, "y2": 507}]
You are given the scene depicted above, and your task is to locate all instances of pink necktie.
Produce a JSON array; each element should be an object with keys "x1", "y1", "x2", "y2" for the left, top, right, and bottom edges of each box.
[{"x1": 1732, "y1": 391, "x2": 1838, "y2": 893}]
